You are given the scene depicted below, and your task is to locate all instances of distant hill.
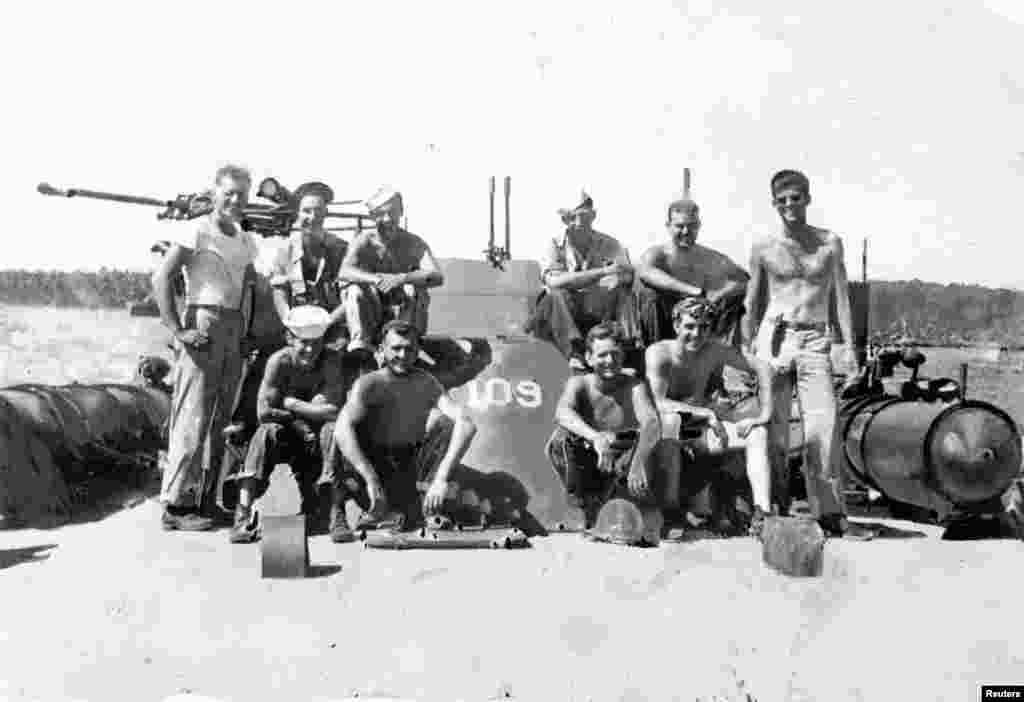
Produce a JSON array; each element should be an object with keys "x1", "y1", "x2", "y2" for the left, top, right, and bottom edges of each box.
[
  {"x1": 868, "y1": 279, "x2": 1024, "y2": 348},
  {"x1": 0, "y1": 269, "x2": 1020, "y2": 347}
]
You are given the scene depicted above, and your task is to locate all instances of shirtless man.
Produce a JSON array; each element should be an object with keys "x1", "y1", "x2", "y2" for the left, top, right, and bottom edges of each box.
[
  {"x1": 338, "y1": 187, "x2": 444, "y2": 366},
  {"x1": 331, "y1": 320, "x2": 476, "y2": 531},
  {"x1": 546, "y1": 322, "x2": 661, "y2": 525},
  {"x1": 742, "y1": 169, "x2": 874, "y2": 539},
  {"x1": 269, "y1": 183, "x2": 350, "y2": 350},
  {"x1": 638, "y1": 197, "x2": 750, "y2": 346},
  {"x1": 646, "y1": 297, "x2": 775, "y2": 534},
  {"x1": 526, "y1": 192, "x2": 640, "y2": 370}
]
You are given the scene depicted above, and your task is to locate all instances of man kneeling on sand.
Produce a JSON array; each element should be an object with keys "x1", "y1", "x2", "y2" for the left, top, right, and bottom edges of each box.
[
  {"x1": 229, "y1": 306, "x2": 353, "y2": 544},
  {"x1": 546, "y1": 323, "x2": 662, "y2": 526},
  {"x1": 329, "y1": 320, "x2": 477, "y2": 539},
  {"x1": 645, "y1": 298, "x2": 775, "y2": 536}
]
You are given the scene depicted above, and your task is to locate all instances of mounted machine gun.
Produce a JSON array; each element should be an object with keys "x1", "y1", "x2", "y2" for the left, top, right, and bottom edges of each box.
[{"x1": 37, "y1": 177, "x2": 378, "y2": 239}]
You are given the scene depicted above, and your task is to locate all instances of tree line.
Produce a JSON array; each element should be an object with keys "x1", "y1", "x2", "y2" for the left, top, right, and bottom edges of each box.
[{"x1": 0, "y1": 269, "x2": 1020, "y2": 347}]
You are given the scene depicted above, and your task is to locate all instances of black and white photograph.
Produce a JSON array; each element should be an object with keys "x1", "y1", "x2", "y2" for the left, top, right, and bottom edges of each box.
[{"x1": 2, "y1": 1, "x2": 1024, "y2": 700}]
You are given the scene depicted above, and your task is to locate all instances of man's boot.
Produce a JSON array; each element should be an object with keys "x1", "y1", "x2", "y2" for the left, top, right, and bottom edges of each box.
[
  {"x1": 229, "y1": 504, "x2": 259, "y2": 544},
  {"x1": 162, "y1": 505, "x2": 214, "y2": 532},
  {"x1": 329, "y1": 490, "x2": 356, "y2": 544}
]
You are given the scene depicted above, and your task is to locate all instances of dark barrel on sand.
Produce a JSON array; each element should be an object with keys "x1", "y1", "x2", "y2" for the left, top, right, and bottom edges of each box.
[{"x1": 842, "y1": 397, "x2": 1022, "y2": 513}]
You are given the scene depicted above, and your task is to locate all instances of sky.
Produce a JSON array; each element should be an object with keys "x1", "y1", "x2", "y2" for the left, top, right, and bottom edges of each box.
[{"x1": 4, "y1": 0, "x2": 1023, "y2": 289}]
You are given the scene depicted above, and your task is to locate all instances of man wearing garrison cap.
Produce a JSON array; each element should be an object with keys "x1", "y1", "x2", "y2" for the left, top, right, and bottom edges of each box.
[
  {"x1": 227, "y1": 305, "x2": 356, "y2": 544},
  {"x1": 338, "y1": 186, "x2": 444, "y2": 369},
  {"x1": 526, "y1": 190, "x2": 641, "y2": 371},
  {"x1": 636, "y1": 194, "x2": 750, "y2": 347},
  {"x1": 742, "y1": 169, "x2": 873, "y2": 540}
]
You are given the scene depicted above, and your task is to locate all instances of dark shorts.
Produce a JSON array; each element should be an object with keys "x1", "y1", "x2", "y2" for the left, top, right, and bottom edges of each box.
[{"x1": 545, "y1": 426, "x2": 639, "y2": 503}]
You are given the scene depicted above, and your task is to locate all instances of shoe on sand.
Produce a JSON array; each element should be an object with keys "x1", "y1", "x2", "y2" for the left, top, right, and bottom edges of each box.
[
  {"x1": 329, "y1": 503, "x2": 356, "y2": 544},
  {"x1": 162, "y1": 507, "x2": 214, "y2": 532},
  {"x1": 228, "y1": 505, "x2": 259, "y2": 544}
]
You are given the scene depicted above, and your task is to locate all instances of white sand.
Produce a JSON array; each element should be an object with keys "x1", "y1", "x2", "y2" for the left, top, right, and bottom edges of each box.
[{"x1": 1, "y1": 500, "x2": 1022, "y2": 702}]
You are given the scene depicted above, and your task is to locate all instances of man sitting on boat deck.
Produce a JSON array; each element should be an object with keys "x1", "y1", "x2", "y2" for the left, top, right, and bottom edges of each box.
[
  {"x1": 645, "y1": 297, "x2": 775, "y2": 535},
  {"x1": 268, "y1": 182, "x2": 350, "y2": 351},
  {"x1": 338, "y1": 187, "x2": 444, "y2": 370},
  {"x1": 330, "y1": 320, "x2": 477, "y2": 538},
  {"x1": 228, "y1": 306, "x2": 354, "y2": 544},
  {"x1": 636, "y1": 196, "x2": 750, "y2": 348},
  {"x1": 153, "y1": 164, "x2": 261, "y2": 532},
  {"x1": 742, "y1": 169, "x2": 874, "y2": 540},
  {"x1": 546, "y1": 322, "x2": 661, "y2": 527},
  {"x1": 525, "y1": 191, "x2": 641, "y2": 371}
]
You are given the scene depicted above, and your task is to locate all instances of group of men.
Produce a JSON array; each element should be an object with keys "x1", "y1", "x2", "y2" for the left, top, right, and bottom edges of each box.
[
  {"x1": 153, "y1": 165, "x2": 472, "y2": 543},
  {"x1": 152, "y1": 163, "x2": 874, "y2": 545},
  {"x1": 536, "y1": 170, "x2": 873, "y2": 539}
]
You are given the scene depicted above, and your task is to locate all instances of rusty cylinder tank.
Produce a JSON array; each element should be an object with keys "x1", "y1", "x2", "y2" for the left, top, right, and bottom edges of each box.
[{"x1": 842, "y1": 397, "x2": 1021, "y2": 514}]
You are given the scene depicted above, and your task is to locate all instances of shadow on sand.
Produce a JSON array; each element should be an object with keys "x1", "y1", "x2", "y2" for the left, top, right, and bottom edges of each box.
[{"x1": 0, "y1": 543, "x2": 57, "y2": 569}]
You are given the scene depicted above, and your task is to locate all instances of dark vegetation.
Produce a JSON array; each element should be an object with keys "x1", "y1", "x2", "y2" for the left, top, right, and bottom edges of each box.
[{"x1": 0, "y1": 270, "x2": 1021, "y2": 347}]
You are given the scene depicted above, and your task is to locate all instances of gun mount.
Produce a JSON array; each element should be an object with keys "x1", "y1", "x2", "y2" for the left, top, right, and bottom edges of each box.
[{"x1": 37, "y1": 178, "x2": 378, "y2": 239}]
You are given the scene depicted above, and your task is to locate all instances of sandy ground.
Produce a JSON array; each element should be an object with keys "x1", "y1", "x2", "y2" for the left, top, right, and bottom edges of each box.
[{"x1": 1, "y1": 500, "x2": 1023, "y2": 702}]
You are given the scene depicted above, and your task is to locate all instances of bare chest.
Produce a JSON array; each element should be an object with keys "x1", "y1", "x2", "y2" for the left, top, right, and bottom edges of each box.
[
  {"x1": 762, "y1": 239, "x2": 832, "y2": 281},
  {"x1": 666, "y1": 352, "x2": 721, "y2": 402}
]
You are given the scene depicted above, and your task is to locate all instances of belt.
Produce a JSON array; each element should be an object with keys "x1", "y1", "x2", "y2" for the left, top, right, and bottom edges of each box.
[
  {"x1": 188, "y1": 303, "x2": 243, "y2": 315},
  {"x1": 777, "y1": 319, "x2": 828, "y2": 333}
]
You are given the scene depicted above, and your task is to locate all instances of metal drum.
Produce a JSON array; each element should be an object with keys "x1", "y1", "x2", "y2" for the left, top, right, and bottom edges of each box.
[{"x1": 843, "y1": 397, "x2": 1021, "y2": 514}]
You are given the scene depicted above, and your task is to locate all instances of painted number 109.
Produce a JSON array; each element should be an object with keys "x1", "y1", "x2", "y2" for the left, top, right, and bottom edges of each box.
[{"x1": 465, "y1": 377, "x2": 543, "y2": 410}]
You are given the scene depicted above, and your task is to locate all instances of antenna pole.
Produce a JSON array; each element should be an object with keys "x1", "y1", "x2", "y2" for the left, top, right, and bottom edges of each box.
[
  {"x1": 862, "y1": 237, "x2": 868, "y2": 284},
  {"x1": 488, "y1": 176, "x2": 495, "y2": 251},
  {"x1": 503, "y1": 176, "x2": 511, "y2": 258},
  {"x1": 683, "y1": 168, "x2": 691, "y2": 199}
]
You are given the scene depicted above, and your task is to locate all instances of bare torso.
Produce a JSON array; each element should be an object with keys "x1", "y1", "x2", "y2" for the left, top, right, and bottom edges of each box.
[
  {"x1": 755, "y1": 226, "x2": 838, "y2": 324},
  {"x1": 355, "y1": 368, "x2": 442, "y2": 448},
  {"x1": 571, "y1": 374, "x2": 644, "y2": 433},
  {"x1": 643, "y1": 242, "x2": 745, "y2": 294},
  {"x1": 647, "y1": 340, "x2": 725, "y2": 406}
]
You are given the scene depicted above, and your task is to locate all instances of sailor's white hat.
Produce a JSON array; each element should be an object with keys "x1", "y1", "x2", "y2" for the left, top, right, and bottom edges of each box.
[
  {"x1": 364, "y1": 186, "x2": 403, "y2": 214},
  {"x1": 284, "y1": 305, "x2": 331, "y2": 340}
]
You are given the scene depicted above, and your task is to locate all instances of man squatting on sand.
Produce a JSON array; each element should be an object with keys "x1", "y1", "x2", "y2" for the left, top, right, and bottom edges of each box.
[
  {"x1": 339, "y1": 187, "x2": 445, "y2": 370},
  {"x1": 228, "y1": 306, "x2": 353, "y2": 544},
  {"x1": 331, "y1": 320, "x2": 477, "y2": 535},
  {"x1": 645, "y1": 297, "x2": 775, "y2": 534},
  {"x1": 546, "y1": 322, "x2": 662, "y2": 526},
  {"x1": 154, "y1": 164, "x2": 260, "y2": 532},
  {"x1": 743, "y1": 169, "x2": 875, "y2": 540},
  {"x1": 526, "y1": 192, "x2": 641, "y2": 370}
]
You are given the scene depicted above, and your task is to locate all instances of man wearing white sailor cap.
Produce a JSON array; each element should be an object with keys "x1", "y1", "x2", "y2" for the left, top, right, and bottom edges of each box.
[
  {"x1": 338, "y1": 186, "x2": 444, "y2": 369},
  {"x1": 227, "y1": 305, "x2": 357, "y2": 543}
]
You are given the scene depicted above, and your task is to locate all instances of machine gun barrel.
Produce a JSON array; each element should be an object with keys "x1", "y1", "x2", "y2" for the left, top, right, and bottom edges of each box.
[{"x1": 38, "y1": 182, "x2": 174, "y2": 209}]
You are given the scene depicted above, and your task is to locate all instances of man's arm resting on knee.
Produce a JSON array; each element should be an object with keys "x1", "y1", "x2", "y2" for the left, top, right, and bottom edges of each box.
[
  {"x1": 636, "y1": 247, "x2": 703, "y2": 297},
  {"x1": 543, "y1": 266, "x2": 616, "y2": 291},
  {"x1": 283, "y1": 396, "x2": 339, "y2": 424},
  {"x1": 256, "y1": 353, "x2": 294, "y2": 424},
  {"x1": 553, "y1": 376, "x2": 603, "y2": 444},
  {"x1": 644, "y1": 345, "x2": 718, "y2": 421},
  {"x1": 401, "y1": 245, "x2": 444, "y2": 289},
  {"x1": 428, "y1": 395, "x2": 477, "y2": 485},
  {"x1": 338, "y1": 236, "x2": 386, "y2": 286},
  {"x1": 628, "y1": 380, "x2": 661, "y2": 496},
  {"x1": 335, "y1": 378, "x2": 380, "y2": 485}
]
